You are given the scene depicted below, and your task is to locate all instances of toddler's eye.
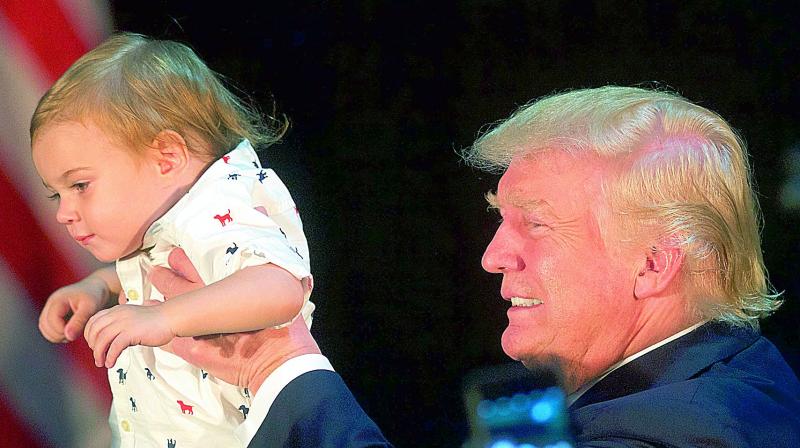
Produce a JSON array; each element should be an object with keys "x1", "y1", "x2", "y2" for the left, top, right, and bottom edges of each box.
[{"x1": 73, "y1": 182, "x2": 89, "y2": 192}]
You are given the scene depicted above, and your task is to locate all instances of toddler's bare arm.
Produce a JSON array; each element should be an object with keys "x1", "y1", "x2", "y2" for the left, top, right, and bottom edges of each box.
[
  {"x1": 83, "y1": 262, "x2": 304, "y2": 367},
  {"x1": 160, "y1": 263, "x2": 305, "y2": 336}
]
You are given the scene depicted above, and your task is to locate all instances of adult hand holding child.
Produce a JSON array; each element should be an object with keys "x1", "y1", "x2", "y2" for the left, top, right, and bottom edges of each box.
[
  {"x1": 149, "y1": 247, "x2": 321, "y2": 394},
  {"x1": 148, "y1": 247, "x2": 390, "y2": 447}
]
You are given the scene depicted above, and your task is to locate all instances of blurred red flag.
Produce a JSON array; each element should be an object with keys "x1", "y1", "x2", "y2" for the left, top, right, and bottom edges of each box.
[{"x1": 0, "y1": 1, "x2": 113, "y2": 446}]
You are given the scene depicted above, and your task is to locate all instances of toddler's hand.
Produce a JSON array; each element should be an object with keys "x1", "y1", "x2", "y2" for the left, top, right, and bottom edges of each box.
[
  {"x1": 84, "y1": 303, "x2": 176, "y2": 368},
  {"x1": 39, "y1": 276, "x2": 111, "y2": 343}
]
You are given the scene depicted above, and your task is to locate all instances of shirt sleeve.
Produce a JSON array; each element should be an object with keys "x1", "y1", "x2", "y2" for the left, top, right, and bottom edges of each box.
[{"x1": 167, "y1": 170, "x2": 312, "y2": 287}]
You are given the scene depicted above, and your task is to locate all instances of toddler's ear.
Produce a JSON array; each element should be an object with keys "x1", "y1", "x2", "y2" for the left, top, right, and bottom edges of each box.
[{"x1": 150, "y1": 130, "x2": 189, "y2": 175}]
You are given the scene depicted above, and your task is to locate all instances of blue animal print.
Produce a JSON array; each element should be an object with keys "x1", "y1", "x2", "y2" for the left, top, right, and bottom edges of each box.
[
  {"x1": 292, "y1": 246, "x2": 303, "y2": 259},
  {"x1": 116, "y1": 368, "x2": 127, "y2": 384},
  {"x1": 145, "y1": 367, "x2": 155, "y2": 380}
]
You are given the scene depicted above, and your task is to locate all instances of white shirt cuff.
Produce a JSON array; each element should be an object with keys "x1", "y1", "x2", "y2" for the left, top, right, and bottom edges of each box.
[{"x1": 235, "y1": 354, "x2": 334, "y2": 446}]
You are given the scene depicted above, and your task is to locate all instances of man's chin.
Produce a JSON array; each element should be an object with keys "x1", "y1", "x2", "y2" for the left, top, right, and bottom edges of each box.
[
  {"x1": 502, "y1": 334, "x2": 568, "y2": 379},
  {"x1": 500, "y1": 329, "x2": 535, "y2": 363}
]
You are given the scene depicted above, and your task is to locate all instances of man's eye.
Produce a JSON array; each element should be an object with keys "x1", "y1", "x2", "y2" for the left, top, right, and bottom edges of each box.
[
  {"x1": 47, "y1": 192, "x2": 60, "y2": 201},
  {"x1": 526, "y1": 219, "x2": 548, "y2": 230}
]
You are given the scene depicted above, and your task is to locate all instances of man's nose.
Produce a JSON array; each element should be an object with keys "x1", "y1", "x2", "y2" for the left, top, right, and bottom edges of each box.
[
  {"x1": 56, "y1": 199, "x2": 78, "y2": 224},
  {"x1": 481, "y1": 230, "x2": 524, "y2": 273}
]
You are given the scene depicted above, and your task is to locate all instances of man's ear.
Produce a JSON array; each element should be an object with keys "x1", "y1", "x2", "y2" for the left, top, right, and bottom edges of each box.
[
  {"x1": 149, "y1": 130, "x2": 189, "y2": 176},
  {"x1": 633, "y1": 245, "x2": 684, "y2": 299}
]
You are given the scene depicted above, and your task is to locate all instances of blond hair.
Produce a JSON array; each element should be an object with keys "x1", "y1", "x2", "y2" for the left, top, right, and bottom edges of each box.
[
  {"x1": 30, "y1": 32, "x2": 283, "y2": 159},
  {"x1": 465, "y1": 86, "x2": 781, "y2": 328}
]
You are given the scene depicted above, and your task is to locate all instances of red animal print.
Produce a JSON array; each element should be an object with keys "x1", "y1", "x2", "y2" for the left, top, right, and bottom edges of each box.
[
  {"x1": 177, "y1": 400, "x2": 194, "y2": 415},
  {"x1": 213, "y1": 209, "x2": 233, "y2": 226},
  {"x1": 222, "y1": 155, "x2": 231, "y2": 163}
]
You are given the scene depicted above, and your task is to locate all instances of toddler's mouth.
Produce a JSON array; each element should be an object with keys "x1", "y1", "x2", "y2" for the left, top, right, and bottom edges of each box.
[{"x1": 75, "y1": 234, "x2": 95, "y2": 245}]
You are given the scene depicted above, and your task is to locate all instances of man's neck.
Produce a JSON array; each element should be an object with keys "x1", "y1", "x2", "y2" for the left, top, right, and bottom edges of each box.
[{"x1": 567, "y1": 320, "x2": 707, "y2": 406}]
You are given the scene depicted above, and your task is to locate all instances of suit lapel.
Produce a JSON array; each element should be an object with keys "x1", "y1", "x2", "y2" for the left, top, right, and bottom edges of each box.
[{"x1": 571, "y1": 321, "x2": 760, "y2": 409}]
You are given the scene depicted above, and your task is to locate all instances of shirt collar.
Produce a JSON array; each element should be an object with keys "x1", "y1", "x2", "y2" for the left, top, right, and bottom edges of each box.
[
  {"x1": 140, "y1": 139, "x2": 261, "y2": 250},
  {"x1": 567, "y1": 320, "x2": 707, "y2": 407}
]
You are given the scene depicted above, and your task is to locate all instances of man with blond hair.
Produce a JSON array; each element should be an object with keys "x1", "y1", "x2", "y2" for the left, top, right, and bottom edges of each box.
[
  {"x1": 148, "y1": 86, "x2": 799, "y2": 446},
  {"x1": 470, "y1": 86, "x2": 800, "y2": 445}
]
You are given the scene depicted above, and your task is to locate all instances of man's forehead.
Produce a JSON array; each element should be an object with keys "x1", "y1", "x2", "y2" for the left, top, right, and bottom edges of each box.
[{"x1": 492, "y1": 151, "x2": 609, "y2": 209}]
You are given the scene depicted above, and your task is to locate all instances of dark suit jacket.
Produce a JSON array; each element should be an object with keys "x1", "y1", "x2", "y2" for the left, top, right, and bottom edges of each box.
[
  {"x1": 248, "y1": 369, "x2": 392, "y2": 447},
  {"x1": 570, "y1": 321, "x2": 800, "y2": 447}
]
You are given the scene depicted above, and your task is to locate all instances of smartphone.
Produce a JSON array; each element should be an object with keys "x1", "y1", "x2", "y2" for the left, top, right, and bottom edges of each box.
[{"x1": 462, "y1": 362, "x2": 574, "y2": 448}]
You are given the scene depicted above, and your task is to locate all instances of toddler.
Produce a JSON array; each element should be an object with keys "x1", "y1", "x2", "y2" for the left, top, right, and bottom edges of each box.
[{"x1": 33, "y1": 33, "x2": 313, "y2": 447}]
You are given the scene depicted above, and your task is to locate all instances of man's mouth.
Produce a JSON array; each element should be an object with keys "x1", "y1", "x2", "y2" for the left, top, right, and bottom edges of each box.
[{"x1": 510, "y1": 297, "x2": 543, "y2": 307}]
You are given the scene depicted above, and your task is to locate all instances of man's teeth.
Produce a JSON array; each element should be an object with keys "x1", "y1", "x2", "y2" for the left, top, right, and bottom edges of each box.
[{"x1": 510, "y1": 297, "x2": 543, "y2": 307}]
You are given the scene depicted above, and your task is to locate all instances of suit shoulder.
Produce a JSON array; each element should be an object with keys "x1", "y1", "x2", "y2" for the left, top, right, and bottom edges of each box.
[
  {"x1": 572, "y1": 377, "x2": 800, "y2": 447},
  {"x1": 251, "y1": 370, "x2": 392, "y2": 447}
]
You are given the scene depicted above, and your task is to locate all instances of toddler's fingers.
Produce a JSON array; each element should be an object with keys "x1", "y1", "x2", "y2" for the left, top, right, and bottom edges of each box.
[
  {"x1": 84, "y1": 308, "x2": 113, "y2": 348},
  {"x1": 104, "y1": 333, "x2": 131, "y2": 368},
  {"x1": 91, "y1": 323, "x2": 116, "y2": 368},
  {"x1": 64, "y1": 305, "x2": 92, "y2": 342},
  {"x1": 39, "y1": 300, "x2": 69, "y2": 343},
  {"x1": 39, "y1": 323, "x2": 66, "y2": 343},
  {"x1": 38, "y1": 313, "x2": 65, "y2": 343}
]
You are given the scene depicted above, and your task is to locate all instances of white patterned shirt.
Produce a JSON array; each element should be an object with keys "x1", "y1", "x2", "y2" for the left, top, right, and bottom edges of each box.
[{"x1": 109, "y1": 140, "x2": 314, "y2": 447}]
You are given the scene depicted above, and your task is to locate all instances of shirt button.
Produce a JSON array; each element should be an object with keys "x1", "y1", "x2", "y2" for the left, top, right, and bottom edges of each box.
[
  {"x1": 127, "y1": 290, "x2": 140, "y2": 301},
  {"x1": 120, "y1": 419, "x2": 131, "y2": 432}
]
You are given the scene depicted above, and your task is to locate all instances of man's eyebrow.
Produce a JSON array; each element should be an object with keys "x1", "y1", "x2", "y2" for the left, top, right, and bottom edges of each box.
[
  {"x1": 486, "y1": 190, "x2": 554, "y2": 216},
  {"x1": 485, "y1": 191, "x2": 500, "y2": 211},
  {"x1": 511, "y1": 196, "x2": 553, "y2": 215}
]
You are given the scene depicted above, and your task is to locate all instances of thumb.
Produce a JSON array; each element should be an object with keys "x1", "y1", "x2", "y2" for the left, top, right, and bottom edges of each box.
[
  {"x1": 159, "y1": 339, "x2": 176, "y2": 355},
  {"x1": 63, "y1": 305, "x2": 91, "y2": 342},
  {"x1": 149, "y1": 266, "x2": 197, "y2": 298},
  {"x1": 167, "y1": 248, "x2": 203, "y2": 284}
]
